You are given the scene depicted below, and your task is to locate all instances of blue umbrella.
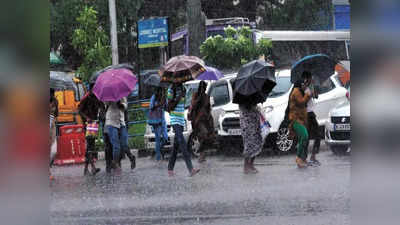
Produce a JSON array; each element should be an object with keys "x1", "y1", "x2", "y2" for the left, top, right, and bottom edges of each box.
[
  {"x1": 291, "y1": 54, "x2": 337, "y2": 84},
  {"x1": 196, "y1": 66, "x2": 224, "y2": 80}
]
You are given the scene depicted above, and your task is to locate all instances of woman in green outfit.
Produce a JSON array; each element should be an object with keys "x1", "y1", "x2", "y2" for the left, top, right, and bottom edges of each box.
[{"x1": 288, "y1": 71, "x2": 312, "y2": 168}]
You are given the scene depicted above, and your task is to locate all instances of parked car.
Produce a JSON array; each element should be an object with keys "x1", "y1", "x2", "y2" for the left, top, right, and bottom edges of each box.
[
  {"x1": 143, "y1": 73, "x2": 237, "y2": 156},
  {"x1": 325, "y1": 85, "x2": 351, "y2": 154},
  {"x1": 217, "y1": 69, "x2": 349, "y2": 153}
]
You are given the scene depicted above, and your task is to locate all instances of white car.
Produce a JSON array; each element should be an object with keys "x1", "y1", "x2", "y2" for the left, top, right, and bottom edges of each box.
[
  {"x1": 144, "y1": 73, "x2": 237, "y2": 156},
  {"x1": 217, "y1": 69, "x2": 349, "y2": 153},
  {"x1": 325, "y1": 90, "x2": 351, "y2": 154}
]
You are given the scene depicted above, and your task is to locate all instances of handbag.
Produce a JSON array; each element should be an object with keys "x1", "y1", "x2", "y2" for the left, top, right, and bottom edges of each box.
[
  {"x1": 148, "y1": 108, "x2": 163, "y2": 125},
  {"x1": 86, "y1": 121, "x2": 99, "y2": 137},
  {"x1": 259, "y1": 112, "x2": 271, "y2": 145}
]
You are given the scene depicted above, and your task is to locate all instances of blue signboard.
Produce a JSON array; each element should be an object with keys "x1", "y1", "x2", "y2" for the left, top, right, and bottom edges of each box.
[
  {"x1": 334, "y1": 5, "x2": 350, "y2": 30},
  {"x1": 138, "y1": 18, "x2": 169, "y2": 48}
]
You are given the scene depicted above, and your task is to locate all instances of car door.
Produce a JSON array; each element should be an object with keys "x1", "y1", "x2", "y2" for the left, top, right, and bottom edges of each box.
[
  {"x1": 313, "y1": 76, "x2": 346, "y2": 125},
  {"x1": 208, "y1": 80, "x2": 231, "y2": 129}
]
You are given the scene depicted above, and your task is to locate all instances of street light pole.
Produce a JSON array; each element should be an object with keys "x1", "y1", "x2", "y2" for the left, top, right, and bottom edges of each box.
[{"x1": 108, "y1": 0, "x2": 119, "y2": 65}]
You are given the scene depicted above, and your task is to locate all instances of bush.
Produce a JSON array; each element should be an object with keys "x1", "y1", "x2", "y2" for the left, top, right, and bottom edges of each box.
[{"x1": 200, "y1": 26, "x2": 272, "y2": 69}]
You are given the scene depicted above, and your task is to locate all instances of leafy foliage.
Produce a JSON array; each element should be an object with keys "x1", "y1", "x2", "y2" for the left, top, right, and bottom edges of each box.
[
  {"x1": 257, "y1": 0, "x2": 332, "y2": 30},
  {"x1": 72, "y1": 7, "x2": 111, "y2": 82},
  {"x1": 200, "y1": 26, "x2": 272, "y2": 69}
]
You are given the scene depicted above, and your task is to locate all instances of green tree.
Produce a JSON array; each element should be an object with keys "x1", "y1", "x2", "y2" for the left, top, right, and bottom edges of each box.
[
  {"x1": 72, "y1": 6, "x2": 111, "y2": 82},
  {"x1": 257, "y1": 0, "x2": 332, "y2": 30},
  {"x1": 200, "y1": 26, "x2": 272, "y2": 69},
  {"x1": 51, "y1": 0, "x2": 185, "y2": 69}
]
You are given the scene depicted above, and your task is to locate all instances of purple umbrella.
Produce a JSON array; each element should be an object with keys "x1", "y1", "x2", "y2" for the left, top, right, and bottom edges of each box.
[
  {"x1": 196, "y1": 66, "x2": 224, "y2": 80},
  {"x1": 93, "y1": 68, "x2": 137, "y2": 102}
]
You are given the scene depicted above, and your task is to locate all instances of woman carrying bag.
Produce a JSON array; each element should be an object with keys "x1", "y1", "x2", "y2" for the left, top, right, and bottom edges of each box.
[
  {"x1": 147, "y1": 87, "x2": 167, "y2": 163},
  {"x1": 188, "y1": 81, "x2": 215, "y2": 163}
]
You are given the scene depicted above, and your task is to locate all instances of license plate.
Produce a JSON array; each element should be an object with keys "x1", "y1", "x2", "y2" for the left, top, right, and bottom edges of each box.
[
  {"x1": 335, "y1": 124, "x2": 351, "y2": 131},
  {"x1": 228, "y1": 129, "x2": 241, "y2": 135}
]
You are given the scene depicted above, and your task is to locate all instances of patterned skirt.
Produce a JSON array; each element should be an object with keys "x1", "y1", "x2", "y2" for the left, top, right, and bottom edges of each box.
[{"x1": 239, "y1": 107, "x2": 262, "y2": 158}]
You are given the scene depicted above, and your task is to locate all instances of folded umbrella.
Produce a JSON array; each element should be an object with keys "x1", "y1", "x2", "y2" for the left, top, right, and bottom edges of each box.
[
  {"x1": 159, "y1": 55, "x2": 206, "y2": 83},
  {"x1": 144, "y1": 74, "x2": 170, "y2": 88},
  {"x1": 232, "y1": 60, "x2": 276, "y2": 105},
  {"x1": 196, "y1": 66, "x2": 224, "y2": 81},
  {"x1": 93, "y1": 68, "x2": 137, "y2": 102},
  {"x1": 291, "y1": 54, "x2": 337, "y2": 84}
]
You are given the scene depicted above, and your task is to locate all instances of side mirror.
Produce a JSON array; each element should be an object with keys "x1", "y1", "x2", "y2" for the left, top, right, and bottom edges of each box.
[{"x1": 210, "y1": 97, "x2": 215, "y2": 106}]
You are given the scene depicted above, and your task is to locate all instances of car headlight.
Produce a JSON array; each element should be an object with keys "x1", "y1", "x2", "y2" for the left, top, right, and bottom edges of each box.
[
  {"x1": 220, "y1": 110, "x2": 226, "y2": 118},
  {"x1": 264, "y1": 106, "x2": 274, "y2": 114},
  {"x1": 145, "y1": 124, "x2": 153, "y2": 134}
]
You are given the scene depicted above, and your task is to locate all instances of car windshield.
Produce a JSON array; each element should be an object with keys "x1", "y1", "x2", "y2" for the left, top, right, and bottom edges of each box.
[
  {"x1": 269, "y1": 76, "x2": 292, "y2": 97},
  {"x1": 209, "y1": 82, "x2": 230, "y2": 107},
  {"x1": 184, "y1": 83, "x2": 199, "y2": 108}
]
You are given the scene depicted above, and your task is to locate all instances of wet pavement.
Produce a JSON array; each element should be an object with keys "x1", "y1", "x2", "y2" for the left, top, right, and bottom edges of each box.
[{"x1": 50, "y1": 145, "x2": 350, "y2": 225}]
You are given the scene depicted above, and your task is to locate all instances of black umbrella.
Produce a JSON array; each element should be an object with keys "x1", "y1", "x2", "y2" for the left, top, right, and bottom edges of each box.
[
  {"x1": 90, "y1": 63, "x2": 135, "y2": 84},
  {"x1": 232, "y1": 60, "x2": 276, "y2": 105},
  {"x1": 144, "y1": 74, "x2": 170, "y2": 88},
  {"x1": 291, "y1": 54, "x2": 337, "y2": 84}
]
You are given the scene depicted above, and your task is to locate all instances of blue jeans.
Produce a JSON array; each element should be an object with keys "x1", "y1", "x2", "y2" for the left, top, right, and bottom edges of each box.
[
  {"x1": 106, "y1": 125, "x2": 128, "y2": 160},
  {"x1": 168, "y1": 124, "x2": 193, "y2": 172},
  {"x1": 151, "y1": 124, "x2": 163, "y2": 161}
]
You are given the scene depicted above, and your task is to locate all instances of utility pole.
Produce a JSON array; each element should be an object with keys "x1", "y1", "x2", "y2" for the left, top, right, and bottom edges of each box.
[
  {"x1": 187, "y1": 0, "x2": 205, "y2": 56},
  {"x1": 108, "y1": 0, "x2": 119, "y2": 65}
]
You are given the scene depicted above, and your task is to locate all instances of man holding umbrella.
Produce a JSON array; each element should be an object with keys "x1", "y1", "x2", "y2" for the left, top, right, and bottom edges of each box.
[
  {"x1": 302, "y1": 71, "x2": 322, "y2": 165},
  {"x1": 160, "y1": 55, "x2": 204, "y2": 177},
  {"x1": 92, "y1": 66, "x2": 138, "y2": 172}
]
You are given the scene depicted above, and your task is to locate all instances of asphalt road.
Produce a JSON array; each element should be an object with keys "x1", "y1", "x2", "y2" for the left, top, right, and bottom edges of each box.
[{"x1": 50, "y1": 144, "x2": 350, "y2": 225}]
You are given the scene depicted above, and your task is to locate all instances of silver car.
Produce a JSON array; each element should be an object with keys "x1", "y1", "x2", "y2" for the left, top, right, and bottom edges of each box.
[{"x1": 324, "y1": 94, "x2": 351, "y2": 154}]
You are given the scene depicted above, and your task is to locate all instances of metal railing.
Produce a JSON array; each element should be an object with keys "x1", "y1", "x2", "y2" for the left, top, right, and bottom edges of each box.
[{"x1": 127, "y1": 98, "x2": 150, "y2": 149}]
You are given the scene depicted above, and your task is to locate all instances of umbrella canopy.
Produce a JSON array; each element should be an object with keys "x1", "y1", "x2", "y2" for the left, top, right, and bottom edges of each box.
[
  {"x1": 159, "y1": 55, "x2": 206, "y2": 83},
  {"x1": 232, "y1": 60, "x2": 276, "y2": 105},
  {"x1": 144, "y1": 74, "x2": 170, "y2": 88},
  {"x1": 93, "y1": 68, "x2": 137, "y2": 102},
  {"x1": 291, "y1": 54, "x2": 337, "y2": 84},
  {"x1": 49, "y1": 71, "x2": 75, "y2": 91},
  {"x1": 196, "y1": 66, "x2": 224, "y2": 80},
  {"x1": 90, "y1": 63, "x2": 134, "y2": 85}
]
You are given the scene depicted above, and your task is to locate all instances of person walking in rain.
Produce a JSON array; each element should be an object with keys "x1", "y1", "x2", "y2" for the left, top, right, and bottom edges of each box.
[
  {"x1": 105, "y1": 97, "x2": 135, "y2": 171},
  {"x1": 239, "y1": 100, "x2": 263, "y2": 174},
  {"x1": 302, "y1": 71, "x2": 322, "y2": 165},
  {"x1": 188, "y1": 81, "x2": 215, "y2": 163},
  {"x1": 117, "y1": 100, "x2": 136, "y2": 169},
  {"x1": 288, "y1": 71, "x2": 312, "y2": 168},
  {"x1": 49, "y1": 88, "x2": 58, "y2": 180},
  {"x1": 167, "y1": 83, "x2": 200, "y2": 177},
  {"x1": 78, "y1": 83, "x2": 103, "y2": 175},
  {"x1": 147, "y1": 87, "x2": 167, "y2": 164}
]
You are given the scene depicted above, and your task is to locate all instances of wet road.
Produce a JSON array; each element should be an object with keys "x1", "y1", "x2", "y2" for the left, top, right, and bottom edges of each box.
[{"x1": 50, "y1": 146, "x2": 350, "y2": 225}]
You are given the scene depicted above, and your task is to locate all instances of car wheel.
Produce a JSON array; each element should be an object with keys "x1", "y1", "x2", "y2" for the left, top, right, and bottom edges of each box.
[
  {"x1": 276, "y1": 126, "x2": 296, "y2": 152},
  {"x1": 330, "y1": 146, "x2": 349, "y2": 155},
  {"x1": 188, "y1": 133, "x2": 201, "y2": 158}
]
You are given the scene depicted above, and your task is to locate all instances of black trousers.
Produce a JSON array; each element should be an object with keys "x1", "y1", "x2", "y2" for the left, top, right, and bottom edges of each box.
[
  {"x1": 85, "y1": 136, "x2": 97, "y2": 165},
  {"x1": 306, "y1": 111, "x2": 321, "y2": 155},
  {"x1": 104, "y1": 133, "x2": 113, "y2": 169}
]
